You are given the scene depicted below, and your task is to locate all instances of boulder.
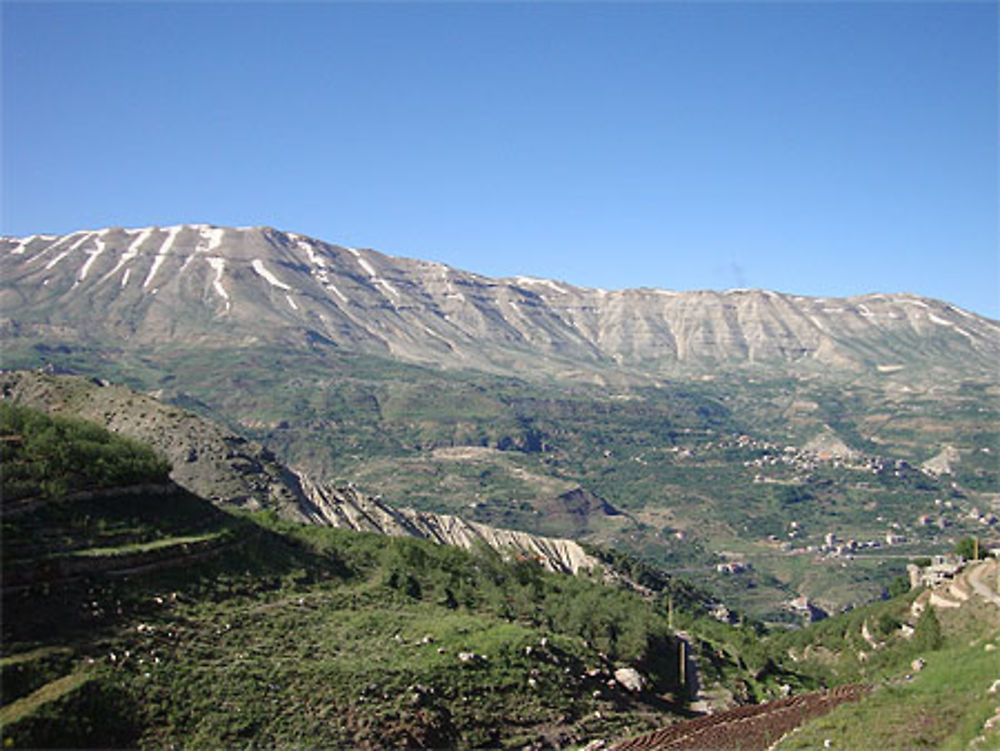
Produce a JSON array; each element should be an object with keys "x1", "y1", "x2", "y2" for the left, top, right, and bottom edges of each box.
[{"x1": 613, "y1": 667, "x2": 646, "y2": 693}]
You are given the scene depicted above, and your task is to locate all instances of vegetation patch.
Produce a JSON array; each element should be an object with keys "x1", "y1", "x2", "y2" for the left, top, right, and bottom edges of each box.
[{"x1": 1, "y1": 402, "x2": 170, "y2": 503}]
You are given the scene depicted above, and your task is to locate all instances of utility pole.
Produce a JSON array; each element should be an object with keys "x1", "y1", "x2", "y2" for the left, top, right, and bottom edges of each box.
[{"x1": 679, "y1": 639, "x2": 686, "y2": 689}]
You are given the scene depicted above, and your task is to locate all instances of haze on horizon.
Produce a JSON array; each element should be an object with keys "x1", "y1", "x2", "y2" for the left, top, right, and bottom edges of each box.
[{"x1": 2, "y1": 2, "x2": 997, "y2": 317}]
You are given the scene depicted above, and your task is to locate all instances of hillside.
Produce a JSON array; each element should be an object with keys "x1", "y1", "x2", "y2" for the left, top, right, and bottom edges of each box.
[
  {"x1": 605, "y1": 558, "x2": 1000, "y2": 750},
  {"x1": 0, "y1": 371, "x2": 621, "y2": 580},
  {"x1": 1, "y1": 370, "x2": 316, "y2": 521},
  {"x1": 3, "y1": 393, "x2": 997, "y2": 750},
  {"x1": 0, "y1": 406, "x2": 767, "y2": 749},
  {"x1": 4, "y1": 354, "x2": 996, "y2": 622},
  {"x1": 770, "y1": 559, "x2": 1000, "y2": 750}
]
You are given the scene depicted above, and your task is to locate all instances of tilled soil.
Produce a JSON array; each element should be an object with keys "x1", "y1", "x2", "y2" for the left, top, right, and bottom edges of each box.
[{"x1": 607, "y1": 684, "x2": 871, "y2": 751}]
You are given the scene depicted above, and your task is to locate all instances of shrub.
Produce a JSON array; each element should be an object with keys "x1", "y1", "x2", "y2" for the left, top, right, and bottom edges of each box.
[{"x1": 0, "y1": 404, "x2": 171, "y2": 499}]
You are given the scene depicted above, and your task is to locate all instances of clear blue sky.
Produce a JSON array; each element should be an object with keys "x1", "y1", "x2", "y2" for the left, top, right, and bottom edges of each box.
[{"x1": 3, "y1": 2, "x2": 997, "y2": 316}]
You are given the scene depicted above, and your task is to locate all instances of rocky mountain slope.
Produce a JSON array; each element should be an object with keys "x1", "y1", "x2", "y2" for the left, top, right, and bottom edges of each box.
[
  {"x1": 299, "y1": 476, "x2": 599, "y2": 575},
  {"x1": 0, "y1": 370, "x2": 314, "y2": 520},
  {"x1": 0, "y1": 370, "x2": 598, "y2": 575},
  {"x1": 3, "y1": 225, "x2": 997, "y2": 382}
]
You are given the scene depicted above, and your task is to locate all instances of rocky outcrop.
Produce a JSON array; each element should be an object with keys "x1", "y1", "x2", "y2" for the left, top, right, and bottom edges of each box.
[
  {"x1": 3, "y1": 225, "x2": 998, "y2": 383},
  {"x1": 300, "y1": 476, "x2": 601, "y2": 575},
  {"x1": 803, "y1": 427, "x2": 859, "y2": 461},
  {"x1": 921, "y1": 445, "x2": 961, "y2": 477},
  {"x1": 613, "y1": 667, "x2": 647, "y2": 693}
]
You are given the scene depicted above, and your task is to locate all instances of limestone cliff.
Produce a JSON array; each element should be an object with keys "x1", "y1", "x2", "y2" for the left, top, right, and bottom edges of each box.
[{"x1": 299, "y1": 476, "x2": 600, "y2": 575}]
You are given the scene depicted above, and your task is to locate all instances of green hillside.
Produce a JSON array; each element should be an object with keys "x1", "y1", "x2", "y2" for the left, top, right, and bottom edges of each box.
[
  {"x1": 766, "y1": 566, "x2": 1000, "y2": 750},
  {"x1": 1, "y1": 402, "x2": 170, "y2": 503},
  {"x1": 3, "y1": 403, "x2": 998, "y2": 750},
  {"x1": 0, "y1": 406, "x2": 727, "y2": 748}
]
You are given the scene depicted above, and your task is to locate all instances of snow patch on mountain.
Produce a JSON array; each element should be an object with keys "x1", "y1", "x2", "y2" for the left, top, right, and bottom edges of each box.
[
  {"x1": 200, "y1": 227, "x2": 226, "y2": 253},
  {"x1": 326, "y1": 283, "x2": 348, "y2": 303},
  {"x1": 101, "y1": 227, "x2": 152, "y2": 284},
  {"x1": 207, "y1": 257, "x2": 231, "y2": 311},
  {"x1": 76, "y1": 230, "x2": 109, "y2": 282},
  {"x1": 516, "y1": 276, "x2": 569, "y2": 294},
  {"x1": 346, "y1": 246, "x2": 400, "y2": 299},
  {"x1": 143, "y1": 226, "x2": 182, "y2": 289},
  {"x1": 44, "y1": 249, "x2": 72, "y2": 271},
  {"x1": 9, "y1": 235, "x2": 38, "y2": 255},
  {"x1": 252, "y1": 259, "x2": 292, "y2": 290}
]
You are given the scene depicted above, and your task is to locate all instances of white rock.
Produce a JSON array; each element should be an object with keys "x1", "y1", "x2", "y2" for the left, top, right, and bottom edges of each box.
[{"x1": 613, "y1": 667, "x2": 647, "y2": 693}]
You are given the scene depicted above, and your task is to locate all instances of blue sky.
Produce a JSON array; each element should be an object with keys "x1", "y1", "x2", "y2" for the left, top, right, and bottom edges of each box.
[{"x1": 3, "y1": 2, "x2": 997, "y2": 316}]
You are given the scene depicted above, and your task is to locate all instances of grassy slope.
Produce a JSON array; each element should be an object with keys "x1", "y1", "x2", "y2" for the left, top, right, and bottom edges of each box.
[
  {"x1": 4, "y1": 395, "x2": 998, "y2": 749},
  {"x1": 2, "y1": 406, "x2": 714, "y2": 749},
  {"x1": 1, "y1": 402, "x2": 171, "y2": 502},
  {"x1": 780, "y1": 640, "x2": 1000, "y2": 750},
  {"x1": 1, "y1": 502, "x2": 691, "y2": 749},
  {"x1": 768, "y1": 580, "x2": 1000, "y2": 750}
]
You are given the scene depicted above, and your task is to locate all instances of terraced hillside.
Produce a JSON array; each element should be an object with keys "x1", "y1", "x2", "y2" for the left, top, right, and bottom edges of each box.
[
  {"x1": 1, "y1": 406, "x2": 772, "y2": 748},
  {"x1": 4, "y1": 404, "x2": 997, "y2": 750},
  {"x1": 6, "y1": 366, "x2": 997, "y2": 622},
  {"x1": 0, "y1": 371, "x2": 626, "y2": 580}
]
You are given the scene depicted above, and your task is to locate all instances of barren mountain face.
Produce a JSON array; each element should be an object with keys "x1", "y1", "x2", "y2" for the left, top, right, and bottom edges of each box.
[{"x1": 3, "y1": 225, "x2": 997, "y2": 382}]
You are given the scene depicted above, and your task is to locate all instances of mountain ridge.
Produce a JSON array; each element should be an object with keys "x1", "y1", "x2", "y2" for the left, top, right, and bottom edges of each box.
[{"x1": 3, "y1": 224, "x2": 997, "y2": 382}]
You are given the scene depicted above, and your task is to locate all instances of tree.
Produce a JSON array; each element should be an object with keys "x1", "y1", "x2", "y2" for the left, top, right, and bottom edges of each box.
[
  {"x1": 954, "y1": 537, "x2": 980, "y2": 561},
  {"x1": 888, "y1": 576, "x2": 910, "y2": 599}
]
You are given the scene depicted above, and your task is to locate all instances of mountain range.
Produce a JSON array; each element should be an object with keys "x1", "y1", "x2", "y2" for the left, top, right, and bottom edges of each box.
[{"x1": 3, "y1": 224, "x2": 998, "y2": 383}]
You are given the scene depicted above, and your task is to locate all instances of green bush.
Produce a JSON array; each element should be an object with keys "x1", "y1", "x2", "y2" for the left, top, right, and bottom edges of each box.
[
  {"x1": 953, "y1": 537, "x2": 981, "y2": 561},
  {"x1": 1, "y1": 403, "x2": 171, "y2": 499}
]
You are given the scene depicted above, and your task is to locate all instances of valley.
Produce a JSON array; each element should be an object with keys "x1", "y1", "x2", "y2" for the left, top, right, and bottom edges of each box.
[
  {"x1": 4, "y1": 351, "x2": 994, "y2": 620},
  {"x1": 1, "y1": 224, "x2": 998, "y2": 748}
]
